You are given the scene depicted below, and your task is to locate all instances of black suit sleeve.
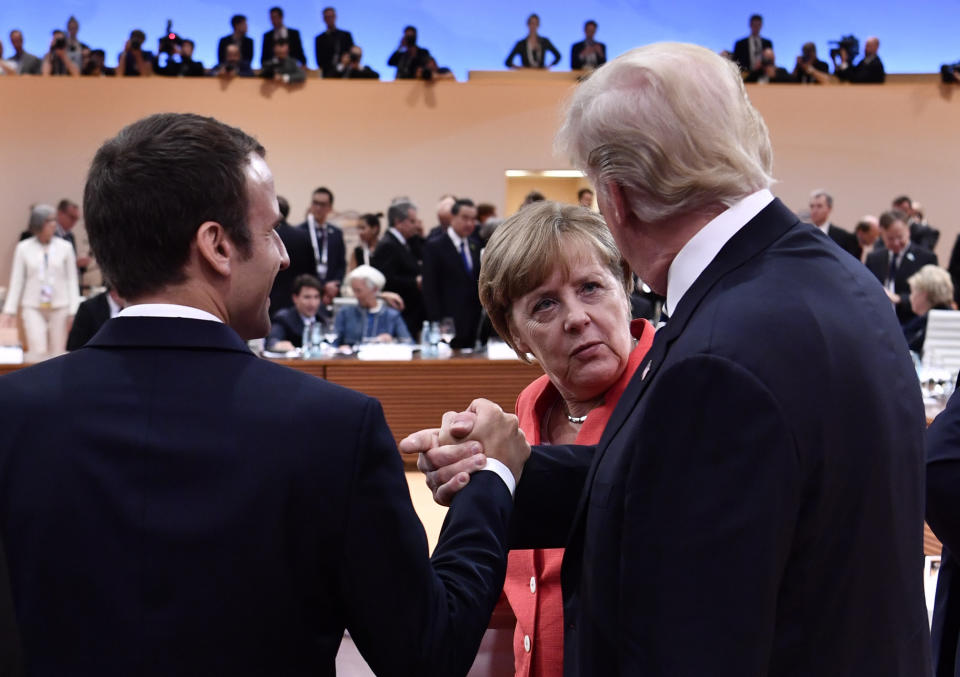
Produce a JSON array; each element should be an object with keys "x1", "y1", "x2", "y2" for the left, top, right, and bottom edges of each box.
[
  {"x1": 0, "y1": 538, "x2": 22, "y2": 677},
  {"x1": 261, "y1": 32, "x2": 272, "y2": 67},
  {"x1": 509, "y1": 444, "x2": 593, "y2": 549},
  {"x1": 340, "y1": 399, "x2": 512, "y2": 677},
  {"x1": 505, "y1": 40, "x2": 523, "y2": 68},
  {"x1": 543, "y1": 38, "x2": 561, "y2": 67},
  {"x1": 327, "y1": 229, "x2": 346, "y2": 284},
  {"x1": 928, "y1": 391, "x2": 960, "y2": 557},
  {"x1": 290, "y1": 29, "x2": 306, "y2": 65},
  {"x1": 616, "y1": 354, "x2": 800, "y2": 672}
]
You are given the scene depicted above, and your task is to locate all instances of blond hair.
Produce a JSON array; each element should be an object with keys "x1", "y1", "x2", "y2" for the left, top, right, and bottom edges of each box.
[
  {"x1": 908, "y1": 265, "x2": 954, "y2": 308},
  {"x1": 478, "y1": 201, "x2": 631, "y2": 362},
  {"x1": 556, "y1": 42, "x2": 774, "y2": 224}
]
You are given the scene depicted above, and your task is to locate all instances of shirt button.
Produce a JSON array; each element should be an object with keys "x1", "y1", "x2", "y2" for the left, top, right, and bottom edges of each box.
[
  {"x1": 523, "y1": 634, "x2": 531, "y2": 653},
  {"x1": 529, "y1": 576, "x2": 537, "y2": 594}
]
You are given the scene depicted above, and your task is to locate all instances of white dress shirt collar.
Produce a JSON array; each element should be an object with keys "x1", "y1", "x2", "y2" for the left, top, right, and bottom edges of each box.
[
  {"x1": 447, "y1": 228, "x2": 466, "y2": 250},
  {"x1": 665, "y1": 188, "x2": 774, "y2": 317},
  {"x1": 106, "y1": 293, "x2": 123, "y2": 318},
  {"x1": 814, "y1": 220, "x2": 830, "y2": 235},
  {"x1": 389, "y1": 227, "x2": 407, "y2": 246},
  {"x1": 118, "y1": 303, "x2": 223, "y2": 323}
]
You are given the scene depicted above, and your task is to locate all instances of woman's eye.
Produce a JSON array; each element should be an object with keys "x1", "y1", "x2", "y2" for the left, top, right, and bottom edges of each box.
[{"x1": 532, "y1": 299, "x2": 555, "y2": 313}]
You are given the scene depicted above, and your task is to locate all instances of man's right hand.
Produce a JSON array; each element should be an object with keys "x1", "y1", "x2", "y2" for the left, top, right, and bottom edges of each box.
[{"x1": 400, "y1": 400, "x2": 530, "y2": 505}]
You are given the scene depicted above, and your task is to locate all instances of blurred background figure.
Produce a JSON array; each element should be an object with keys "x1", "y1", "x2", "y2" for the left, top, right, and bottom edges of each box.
[
  {"x1": 1, "y1": 204, "x2": 79, "y2": 361},
  {"x1": 505, "y1": 14, "x2": 561, "y2": 69},
  {"x1": 570, "y1": 20, "x2": 605, "y2": 70},
  {"x1": 350, "y1": 212, "x2": 382, "y2": 270}
]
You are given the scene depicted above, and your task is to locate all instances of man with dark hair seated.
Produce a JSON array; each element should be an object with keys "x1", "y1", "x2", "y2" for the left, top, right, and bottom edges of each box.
[{"x1": 267, "y1": 274, "x2": 330, "y2": 351}]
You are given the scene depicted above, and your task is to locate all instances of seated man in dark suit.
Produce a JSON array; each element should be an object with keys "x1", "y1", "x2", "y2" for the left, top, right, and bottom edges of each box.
[
  {"x1": 407, "y1": 42, "x2": 930, "y2": 676},
  {"x1": 0, "y1": 112, "x2": 529, "y2": 676},
  {"x1": 866, "y1": 208, "x2": 938, "y2": 324},
  {"x1": 217, "y1": 14, "x2": 254, "y2": 66},
  {"x1": 570, "y1": 20, "x2": 605, "y2": 70},
  {"x1": 732, "y1": 13, "x2": 772, "y2": 73},
  {"x1": 261, "y1": 6, "x2": 306, "y2": 67},
  {"x1": 66, "y1": 286, "x2": 124, "y2": 350},
  {"x1": 267, "y1": 274, "x2": 330, "y2": 351},
  {"x1": 834, "y1": 35, "x2": 885, "y2": 83},
  {"x1": 422, "y1": 198, "x2": 483, "y2": 349},
  {"x1": 260, "y1": 37, "x2": 305, "y2": 84}
]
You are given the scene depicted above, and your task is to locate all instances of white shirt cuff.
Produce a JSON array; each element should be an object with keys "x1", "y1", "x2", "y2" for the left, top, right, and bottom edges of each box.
[{"x1": 481, "y1": 458, "x2": 516, "y2": 497}]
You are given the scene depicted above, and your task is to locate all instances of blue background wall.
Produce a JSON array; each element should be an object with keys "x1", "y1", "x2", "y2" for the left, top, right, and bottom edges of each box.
[{"x1": 2, "y1": 1, "x2": 955, "y2": 79}]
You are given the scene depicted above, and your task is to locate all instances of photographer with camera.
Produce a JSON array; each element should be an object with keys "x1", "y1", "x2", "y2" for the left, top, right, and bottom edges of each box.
[
  {"x1": 388, "y1": 26, "x2": 431, "y2": 80},
  {"x1": 834, "y1": 35, "x2": 885, "y2": 83},
  {"x1": 942, "y1": 61, "x2": 960, "y2": 84},
  {"x1": 156, "y1": 39, "x2": 205, "y2": 78},
  {"x1": 261, "y1": 37, "x2": 305, "y2": 83},
  {"x1": 338, "y1": 45, "x2": 379, "y2": 79},
  {"x1": 744, "y1": 47, "x2": 793, "y2": 84},
  {"x1": 118, "y1": 29, "x2": 154, "y2": 77},
  {"x1": 792, "y1": 42, "x2": 830, "y2": 83},
  {"x1": 42, "y1": 30, "x2": 79, "y2": 76},
  {"x1": 213, "y1": 43, "x2": 253, "y2": 78}
]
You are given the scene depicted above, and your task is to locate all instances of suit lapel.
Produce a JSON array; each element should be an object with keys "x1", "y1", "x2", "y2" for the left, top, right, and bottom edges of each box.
[{"x1": 562, "y1": 198, "x2": 800, "y2": 587}]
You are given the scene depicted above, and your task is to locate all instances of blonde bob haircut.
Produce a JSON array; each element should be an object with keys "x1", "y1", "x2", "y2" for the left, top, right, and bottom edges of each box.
[
  {"x1": 478, "y1": 200, "x2": 632, "y2": 362},
  {"x1": 556, "y1": 42, "x2": 774, "y2": 224},
  {"x1": 908, "y1": 264, "x2": 954, "y2": 309}
]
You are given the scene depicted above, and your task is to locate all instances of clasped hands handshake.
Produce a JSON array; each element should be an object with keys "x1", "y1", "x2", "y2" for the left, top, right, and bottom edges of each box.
[{"x1": 399, "y1": 399, "x2": 530, "y2": 505}]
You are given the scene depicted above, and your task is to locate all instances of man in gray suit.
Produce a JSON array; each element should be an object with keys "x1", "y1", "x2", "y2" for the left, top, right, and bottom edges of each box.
[{"x1": 8, "y1": 31, "x2": 41, "y2": 74}]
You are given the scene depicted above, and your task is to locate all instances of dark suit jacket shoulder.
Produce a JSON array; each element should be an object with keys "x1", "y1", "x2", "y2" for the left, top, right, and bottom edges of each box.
[
  {"x1": 514, "y1": 199, "x2": 930, "y2": 675},
  {"x1": 269, "y1": 222, "x2": 314, "y2": 313},
  {"x1": 261, "y1": 27, "x2": 306, "y2": 66},
  {"x1": 0, "y1": 317, "x2": 512, "y2": 675}
]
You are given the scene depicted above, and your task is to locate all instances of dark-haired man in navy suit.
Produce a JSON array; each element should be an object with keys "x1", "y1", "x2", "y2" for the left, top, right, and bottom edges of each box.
[
  {"x1": 261, "y1": 6, "x2": 306, "y2": 67},
  {"x1": 422, "y1": 198, "x2": 483, "y2": 349},
  {"x1": 0, "y1": 112, "x2": 529, "y2": 676},
  {"x1": 406, "y1": 42, "x2": 930, "y2": 676},
  {"x1": 866, "y1": 208, "x2": 938, "y2": 325}
]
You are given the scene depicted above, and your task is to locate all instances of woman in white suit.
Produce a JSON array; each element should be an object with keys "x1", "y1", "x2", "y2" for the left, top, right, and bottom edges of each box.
[{"x1": 1, "y1": 204, "x2": 79, "y2": 361}]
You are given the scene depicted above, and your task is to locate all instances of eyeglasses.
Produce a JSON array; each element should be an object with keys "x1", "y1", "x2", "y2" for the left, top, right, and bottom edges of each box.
[{"x1": 312, "y1": 200, "x2": 330, "y2": 207}]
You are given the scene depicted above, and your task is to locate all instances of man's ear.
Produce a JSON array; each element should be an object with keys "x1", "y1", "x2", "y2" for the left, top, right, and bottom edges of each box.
[
  {"x1": 601, "y1": 180, "x2": 628, "y2": 226},
  {"x1": 195, "y1": 221, "x2": 233, "y2": 277}
]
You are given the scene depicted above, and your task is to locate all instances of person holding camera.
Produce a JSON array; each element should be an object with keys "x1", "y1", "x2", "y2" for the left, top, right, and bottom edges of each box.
[
  {"x1": 743, "y1": 47, "x2": 793, "y2": 84},
  {"x1": 388, "y1": 26, "x2": 431, "y2": 80},
  {"x1": 213, "y1": 43, "x2": 253, "y2": 78},
  {"x1": 834, "y1": 35, "x2": 885, "y2": 83},
  {"x1": 155, "y1": 38, "x2": 204, "y2": 77},
  {"x1": 41, "y1": 30, "x2": 79, "y2": 76},
  {"x1": 118, "y1": 29, "x2": 154, "y2": 77},
  {"x1": 338, "y1": 45, "x2": 379, "y2": 79},
  {"x1": 261, "y1": 37, "x2": 305, "y2": 84},
  {"x1": 792, "y1": 41, "x2": 830, "y2": 83}
]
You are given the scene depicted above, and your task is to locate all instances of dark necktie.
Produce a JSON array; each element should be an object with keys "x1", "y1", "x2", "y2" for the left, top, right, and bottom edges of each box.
[
  {"x1": 887, "y1": 253, "x2": 899, "y2": 285},
  {"x1": 461, "y1": 241, "x2": 472, "y2": 273}
]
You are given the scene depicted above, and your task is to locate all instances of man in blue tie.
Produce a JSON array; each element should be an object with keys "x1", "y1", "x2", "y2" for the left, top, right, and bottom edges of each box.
[{"x1": 421, "y1": 198, "x2": 483, "y2": 349}]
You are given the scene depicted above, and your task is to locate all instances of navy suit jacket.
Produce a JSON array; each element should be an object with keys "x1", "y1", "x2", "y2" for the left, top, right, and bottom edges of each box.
[
  {"x1": 66, "y1": 291, "x2": 112, "y2": 350},
  {"x1": 866, "y1": 243, "x2": 938, "y2": 324},
  {"x1": 421, "y1": 234, "x2": 482, "y2": 349},
  {"x1": 928, "y1": 390, "x2": 960, "y2": 676},
  {"x1": 511, "y1": 198, "x2": 930, "y2": 675},
  {"x1": 0, "y1": 317, "x2": 513, "y2": 676},
  {"x1": 296, "y1": 221, "x2": 346, "y2": 287}
]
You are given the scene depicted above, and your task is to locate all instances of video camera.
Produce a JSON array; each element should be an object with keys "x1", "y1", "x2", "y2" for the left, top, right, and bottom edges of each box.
[
  {"x1": 158, "y1": 20, "x2": 183, "y2": 55},
  {"x1": 828, "y1": 35, "x2": 859, "y2": 62}
]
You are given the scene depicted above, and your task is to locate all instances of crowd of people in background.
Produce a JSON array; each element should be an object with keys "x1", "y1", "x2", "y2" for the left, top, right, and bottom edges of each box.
[
  {"x1": 1, "y1": 8, "x2": 954, "y2": 83},
  {"x1": 8, "y1": 183, "x2": 956, "y2": 366}
]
